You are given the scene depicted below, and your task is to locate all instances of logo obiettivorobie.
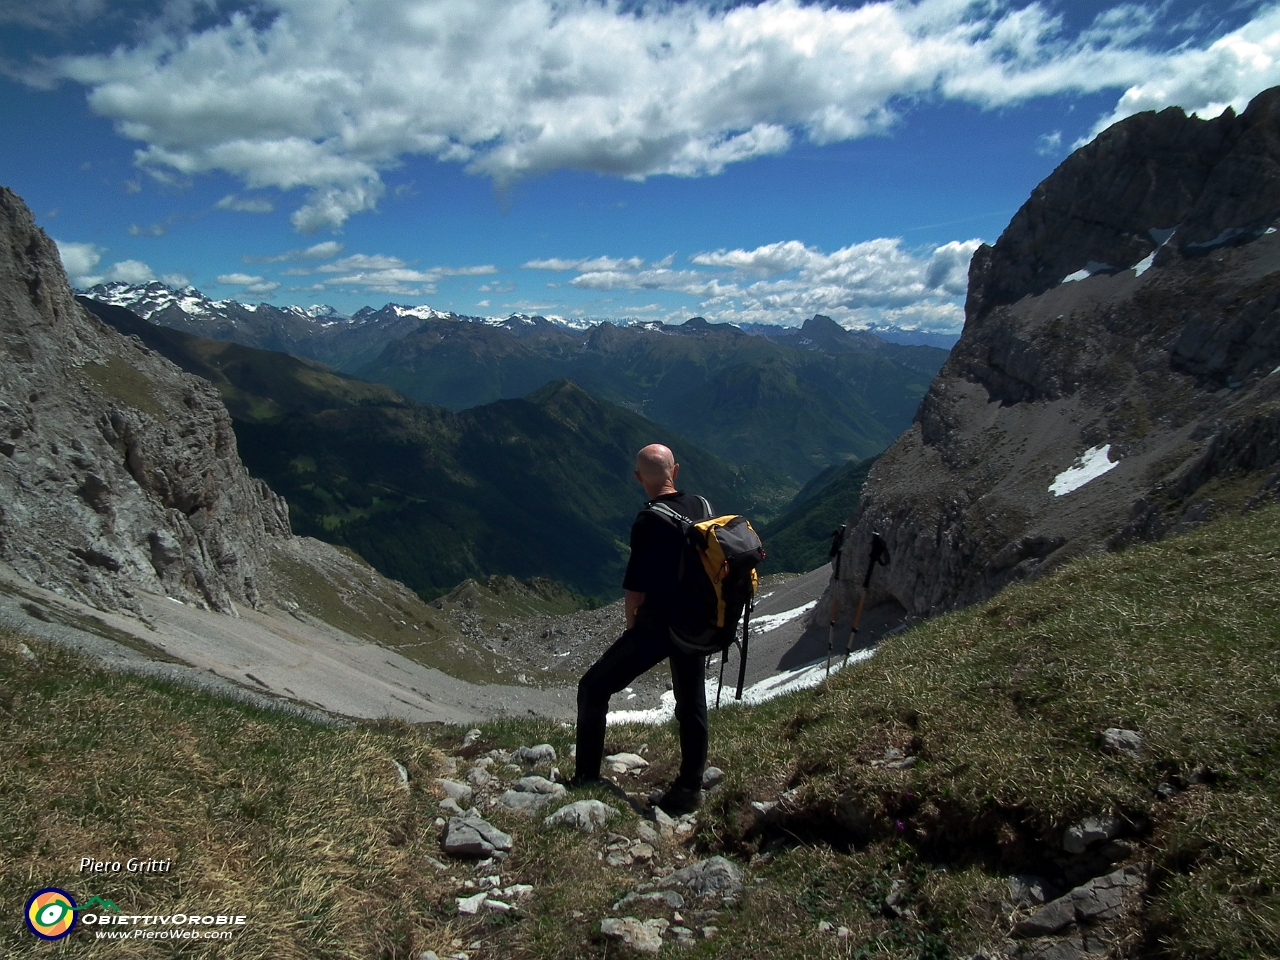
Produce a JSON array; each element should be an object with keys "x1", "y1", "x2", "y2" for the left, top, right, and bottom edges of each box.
[{"x1": 25, "y1": 887, "x2": 78, "y2": 940}]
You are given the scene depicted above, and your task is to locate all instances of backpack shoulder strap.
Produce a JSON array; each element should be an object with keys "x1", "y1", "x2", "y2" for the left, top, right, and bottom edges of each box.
[
  {"x1": 695, "y1": 495, "x2": 712, "y2": 521},
  {"x1": 646, "y1": 501, "x2": 691, "y2": 527}
]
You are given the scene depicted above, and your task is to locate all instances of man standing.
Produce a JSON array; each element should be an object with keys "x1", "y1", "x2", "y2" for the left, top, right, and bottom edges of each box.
[{"x1": 570, "y1": 443, "x2": 709, "y2": 814}]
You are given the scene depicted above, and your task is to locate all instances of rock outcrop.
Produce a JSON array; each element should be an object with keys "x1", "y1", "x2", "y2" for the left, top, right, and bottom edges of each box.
[
  {"x1": 0, "y1": 186, "x2": 289, "y2": 613},
  {"x1": 822, "y1": 87, "x2": 1280, "y2": 620}
]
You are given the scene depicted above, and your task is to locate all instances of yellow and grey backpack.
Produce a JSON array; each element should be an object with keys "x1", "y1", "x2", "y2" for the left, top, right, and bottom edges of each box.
[{"x1": 646, "y1": 500, "x2": 766, "y2": 703}]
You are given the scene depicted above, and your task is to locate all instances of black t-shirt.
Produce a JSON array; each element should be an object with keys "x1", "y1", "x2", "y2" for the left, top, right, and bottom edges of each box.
[{"x1": 622, "y1": 491, "x2": 712, "y2": 622}]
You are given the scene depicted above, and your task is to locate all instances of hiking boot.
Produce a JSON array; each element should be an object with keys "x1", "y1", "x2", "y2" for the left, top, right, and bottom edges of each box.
[{"x1": 655, "y1": 784, "x2": 702, "y2": 815}]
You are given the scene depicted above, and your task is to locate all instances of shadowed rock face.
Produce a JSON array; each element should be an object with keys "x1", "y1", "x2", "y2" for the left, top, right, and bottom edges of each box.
[
  {"x1": 820, "y1": 88, "x2": 1280, "y2": 621},
  {"x1": 967, "y1": 86, "x2": 1280, "y2": 323},
  {"x1": 0, "y1": 186, "x2": 290, "y2": 613}
]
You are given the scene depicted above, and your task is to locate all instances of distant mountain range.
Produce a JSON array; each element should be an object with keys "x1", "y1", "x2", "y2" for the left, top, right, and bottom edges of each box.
[
  {"x1": 82, "y1": 298, "x2": 759, "y2": 600},
  {"x1": 84, "y1": 282, "x2": 950, "y2": 492}
]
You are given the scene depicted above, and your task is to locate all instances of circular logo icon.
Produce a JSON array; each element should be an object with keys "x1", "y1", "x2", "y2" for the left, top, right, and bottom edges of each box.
[{"x1": 26, "y1": 888, "x2": 78, "y2": 940}]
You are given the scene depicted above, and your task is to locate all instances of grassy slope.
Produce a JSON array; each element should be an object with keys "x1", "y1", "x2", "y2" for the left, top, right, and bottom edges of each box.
[{"x1": 3, "y1": 505, "x2": 1277, "y2": 958}]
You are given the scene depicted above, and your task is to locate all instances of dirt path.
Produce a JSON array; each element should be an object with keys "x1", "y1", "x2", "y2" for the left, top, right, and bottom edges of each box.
[
  {"x1": 0, "y1": 561, "x2": 903, "y2": 725},
  {"x1": 0, "y1": 563, "x2": 574, "y2": 724}
]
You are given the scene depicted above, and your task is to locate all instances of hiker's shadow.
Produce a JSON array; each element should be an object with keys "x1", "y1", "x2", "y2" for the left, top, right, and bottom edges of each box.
[{"x1": 776, "y1": 600, "x2": 907, "y2": 672}]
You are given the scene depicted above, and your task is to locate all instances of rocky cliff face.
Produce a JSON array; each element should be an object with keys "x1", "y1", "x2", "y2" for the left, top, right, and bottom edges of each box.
[
  {"x1": 822, "y1": 87, "x2": 1280, "y2": 622},
  {"x1": 0, "y1": 186, "x2": 290, "y2": 613}
]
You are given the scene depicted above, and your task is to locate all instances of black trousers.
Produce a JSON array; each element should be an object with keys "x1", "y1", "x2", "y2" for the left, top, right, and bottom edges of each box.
[{"x1": 575, "y1": 615, "x2": 708, "y2": 791}]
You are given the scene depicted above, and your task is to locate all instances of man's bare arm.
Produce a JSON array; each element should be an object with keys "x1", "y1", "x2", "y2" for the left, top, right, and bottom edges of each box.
[{"x1": 625, "y1": 589, "x2": 645, "y2": 630}]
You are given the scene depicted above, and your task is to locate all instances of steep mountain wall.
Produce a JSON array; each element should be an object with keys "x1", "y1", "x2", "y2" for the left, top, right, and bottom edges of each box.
[
  {"x1": 0, "y1": 186, "x2": 289, "y2": 613},
  {"x1": 821, "y1": 88, "x2": 1280, "y2": 622}
]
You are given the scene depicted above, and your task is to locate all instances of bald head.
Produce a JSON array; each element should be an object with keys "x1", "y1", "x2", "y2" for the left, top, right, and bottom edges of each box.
[{"x1": 634, "y1": 443, "x2": 679, "y2": 497}]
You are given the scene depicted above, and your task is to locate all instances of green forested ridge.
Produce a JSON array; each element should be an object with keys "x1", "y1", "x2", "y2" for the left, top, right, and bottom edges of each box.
[
  {"x1": 357, "y1": 314, "x2": 943, "y2": 487},
  {"x1": 83, "y1": 300, "x2": 762, "y2": 600},
  {"x1": 760, "y1": 456, "x2": 878, "y2": 573}
]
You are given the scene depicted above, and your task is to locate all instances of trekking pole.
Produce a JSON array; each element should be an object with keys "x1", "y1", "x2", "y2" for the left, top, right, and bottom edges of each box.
[
  {"x1": 716, "y1": 648, "x2": 729, "y2": 709},
  {"x1": 734, "y1": 598, "x2": 752, "y2": 701},
  {"x1": 825, "y1": 525, "x2": 846, "y2": 677},
  {"x1": 843, "y1": 532, "x2": 890, "y2": 666}
]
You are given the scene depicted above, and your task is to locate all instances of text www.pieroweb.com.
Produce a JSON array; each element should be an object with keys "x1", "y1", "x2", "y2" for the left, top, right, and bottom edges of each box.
[{"x1": 85, "y1": 914, "x2": 246, "y2": 941}]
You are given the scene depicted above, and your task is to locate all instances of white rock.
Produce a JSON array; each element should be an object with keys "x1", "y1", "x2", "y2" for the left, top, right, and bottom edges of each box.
[
  {"x1": 515, "y1": 744, "x2": 557, "y2": 764},
  {"x1": 1100, "y1": 728, "x2": 1143, "y2": 756},
  {"x1": 441, "y1": 817, "x2": 513, "y2": 858},
  {"x1": 1063, "y1": 813, "x2": 1123, "y2": 854},
  {"x1": 600, "y1": 917, "x2": 669, "y2": 954},
  {"x1": 605, "y1": 752, "x2": 649, "y2": 774},
  {"x1": 498, "y1": 790, "x2": 555, "y2": 815},
  {"x1": 513, "y1": 775, "x2": 565, "y2": 796},
  {"x1": 630, "y1": 841, "x2": 655, "y2": 862},
  {"x1": 462, "y1": 729, "x2": 482, "y2": 748},
  {"x1": 652, "y1": 807, "x2": 677, "y2": 837},
  {"x1": 658, "y1": 856, "x2": 744, "y2": 902},
  {"x1": 543, "y1": 799, "x2": 618, "y2": 833},
  {"x1": 437, "y1": 779, "x2": 474, "y2": 803},
  {"x1": 455, "y1": 892, "x2": 488, "y2": 915}
]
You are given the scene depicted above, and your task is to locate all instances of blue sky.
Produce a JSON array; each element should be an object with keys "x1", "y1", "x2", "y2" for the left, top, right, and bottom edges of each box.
[{"x1": 3, "y1": 0, "x2": 1280, "y2": 332}]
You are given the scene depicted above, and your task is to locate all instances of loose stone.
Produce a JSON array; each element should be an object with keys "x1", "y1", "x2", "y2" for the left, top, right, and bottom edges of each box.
[
  {"x1": 441, "y1": 816, "x2": 513, "y2": 858},
  {"x1": 455, "y1": 892, "x2": 488, "y2": 915},
  {"x1": 1099, "y1": 728, "x2": 1143, "y2": 756},
  {"x1": 544, "y1": 799, "x2": 618, "y2": 833},
  {"x1": 657, "y1": 856, "x2": 744, "y2": 902},
  {"x1": 437, "y1": 779, "x2": 474, "y2": 803},
  {"x1": 605, "y1": 752, "x2": 649, "y2": 774},
  {"x1": 600, "y1": 917, "x2": 669, "y2": 954},
  {"x1": 514, "y1": 744, "x2": 557, "y2": 764},
  {"x1": 1063, "y1": 814, "x2": 1123, "y2": 854}
]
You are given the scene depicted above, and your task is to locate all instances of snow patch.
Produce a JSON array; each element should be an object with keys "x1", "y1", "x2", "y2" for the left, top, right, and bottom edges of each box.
[
  {"x1": 1134, "y1": 227, "x2": 1176, "y2": 277},
  {"x1": 1060, "y1": 261, "x2": 1116, "y2": 284},
  {"x1": 1049, "y1": 444, "x2": 1118, "y2": 497},
  {"x1": 391, "y1": 304, "x2": 450, "y2": 320},
  {"x1": 606, "y1": 649, "x2": 876, "y2": 725},
  {"x1": 750, "y1": 600, "x2": 817, "y2": 635}
]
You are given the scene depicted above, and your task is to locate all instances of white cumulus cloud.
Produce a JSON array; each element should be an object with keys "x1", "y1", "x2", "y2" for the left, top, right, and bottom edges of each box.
[
  {"x1": 215, "y1": 193, "x2": 275, "y2": 213},
  {"x1": 45, "y1": 0, "x2": 1280, "y2": 232},
  {"x1": 541, "y1": 235, "x2": 983, "y2": 330},
  {"x1": 105, "y1": 259, "x2": 157, "y2": 284},
  {"x1": 1084, "y1": 5, "x2": 1280, "y2": 140},
  {"x1": 55, "y1": 239, "x2": 103, "y2": 286},
  {"x1": 246, "y1": 240, "x2": 344, "y2": 264},
  {"x1": 217, "y1": 272, "x2": 281, "y2": 295}
]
